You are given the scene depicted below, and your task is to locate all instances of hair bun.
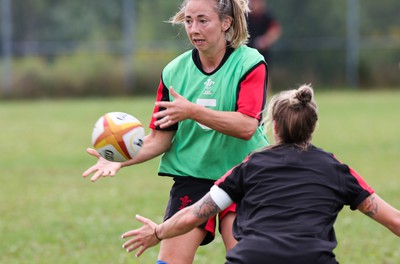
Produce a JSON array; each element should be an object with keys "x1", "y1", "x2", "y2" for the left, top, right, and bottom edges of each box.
[{"x1": 295, "y1": 85, "x2": 313, "y2": 105}]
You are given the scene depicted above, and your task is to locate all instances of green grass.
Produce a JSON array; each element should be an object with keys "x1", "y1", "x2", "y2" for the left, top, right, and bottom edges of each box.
[{"x1": 1, "y1": 90, "x2": 400, "y2": 263}]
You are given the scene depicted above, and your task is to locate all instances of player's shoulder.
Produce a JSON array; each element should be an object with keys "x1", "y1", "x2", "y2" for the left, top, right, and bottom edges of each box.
[
  {"x1": 163, "y1": 49, "x2": 193, "y2": 71},
  {"x1": 236, "y1": 45, "x2": 262, "y2": 56},
  {"x1": 231, "y1": 45, "x2": 265, "y2": 67}
]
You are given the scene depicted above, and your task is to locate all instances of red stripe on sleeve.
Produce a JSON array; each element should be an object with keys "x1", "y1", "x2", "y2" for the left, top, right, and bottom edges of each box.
[
  {"x1": 334, "y1": 154, "x2": 374, "y2": 194},
  {"x1": 215, "y1": 155, "x2": 251, "y2": 185},
  {"x1": 149, "y1": 79, "x2": 169, "y2": 130},
  {"x1": 237, "y1": 63, "x2": 267, "y2": 120},
  {"x1": 348, "y1": 167, "x2": 375, "y2": 194}
]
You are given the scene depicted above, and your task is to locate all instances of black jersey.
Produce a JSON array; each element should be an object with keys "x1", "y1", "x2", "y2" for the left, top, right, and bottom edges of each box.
[
  {"x1": 216, "y1": 144, "x2": 374, "y2": 264},
  {"x1": 248, "y1": 12, "x2": 277, "y2": 48}
]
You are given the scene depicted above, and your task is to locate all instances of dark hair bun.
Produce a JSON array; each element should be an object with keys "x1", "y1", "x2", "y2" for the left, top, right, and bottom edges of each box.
[{"x1": 294, "y1": 85, "x2": 313, "y2": 106}]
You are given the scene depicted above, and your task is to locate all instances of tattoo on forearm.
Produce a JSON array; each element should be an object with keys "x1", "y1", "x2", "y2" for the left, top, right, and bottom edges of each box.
[
  {"x1": 359, "y1": 195, "x2": 379, "y2": 218},
  {"x1": 194, "y1": 194, "x2": 220, "y2": 220}
]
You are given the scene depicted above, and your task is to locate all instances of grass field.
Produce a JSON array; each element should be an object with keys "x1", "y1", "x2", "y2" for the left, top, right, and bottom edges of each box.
[{"x1": 1, "y1": 90, "x2": 399, "y2": 264}]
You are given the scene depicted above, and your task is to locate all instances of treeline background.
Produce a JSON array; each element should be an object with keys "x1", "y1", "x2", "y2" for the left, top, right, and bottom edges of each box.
[{"x1": 0, "y1": 0, "x2": 399, "y2": 98}]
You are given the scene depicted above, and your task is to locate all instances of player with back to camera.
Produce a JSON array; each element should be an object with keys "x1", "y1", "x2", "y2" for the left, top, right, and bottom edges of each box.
[
  {"x1": 121, "y1": 84, "x2": 400, "y2": 264},
  {"x1": 82, "y1": 0, "x2": 269, "y2": 263}
]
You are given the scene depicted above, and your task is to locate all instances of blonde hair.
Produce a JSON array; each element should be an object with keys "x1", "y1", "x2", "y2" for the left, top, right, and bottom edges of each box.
[
  {"x1": 169, "y1": 0, "x2": 250, "y2": 49},
  {"x1": 264, "y1": 84, "x2": 318, "y2": 150}
]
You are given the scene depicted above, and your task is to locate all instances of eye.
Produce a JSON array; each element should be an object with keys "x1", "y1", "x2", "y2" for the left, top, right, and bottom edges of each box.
[
  {"x1": 185, "y1": 19, "x2": 192, "y2": 26},
  {"x1": 200, "y1": 19, "x2": 207, "y2": 24}
]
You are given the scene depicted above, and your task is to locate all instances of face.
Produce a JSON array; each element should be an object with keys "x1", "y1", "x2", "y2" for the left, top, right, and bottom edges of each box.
[
  {"x1": 184, "y1": 0, "x2": 231, "y2": 54},
  {"x1": 249, "y1": 0, "x2": 265, "y2": 12}
]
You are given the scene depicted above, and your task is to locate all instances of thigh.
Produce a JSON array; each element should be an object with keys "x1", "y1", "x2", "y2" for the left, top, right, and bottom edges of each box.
[
  {"x1": 219, "y1": 203, "x2": 238, "y2": 251},
  {"x1": 165, "y1": 177, "x2": 217, "y2": 245},
  {"x1": 219, "y1": 212, "x2": 237, "y2": 252},
  {"x1": 158, "y1": 227, "x2": 207, "y2": 264}
]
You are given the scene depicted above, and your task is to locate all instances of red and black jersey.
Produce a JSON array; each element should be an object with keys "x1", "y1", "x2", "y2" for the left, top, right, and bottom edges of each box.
[{"x1": 216, "y1": 144, "x2": 374, "y2": 264}]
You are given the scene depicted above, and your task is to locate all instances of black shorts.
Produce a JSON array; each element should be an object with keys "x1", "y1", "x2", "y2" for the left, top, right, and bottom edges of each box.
[{"x1": 164, "y1": 176, "x2": 236, "y2": 246}]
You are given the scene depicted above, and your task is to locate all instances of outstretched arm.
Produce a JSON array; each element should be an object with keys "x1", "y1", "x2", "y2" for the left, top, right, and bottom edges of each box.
[
  {"x1": 121, "y1": 192, "x2": 222, "y2": 257},
  {"x1": 357, "y1": 193, "x2": 400, "y2": 236},
  {"x1": 82, "y1": 129, "x2": 174, "y2": 182}
]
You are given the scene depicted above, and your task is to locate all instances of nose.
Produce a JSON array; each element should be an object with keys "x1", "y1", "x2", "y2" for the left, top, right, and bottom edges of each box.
[{"x1": 189, "y1": 21, "x2": 200, "y2": 33}]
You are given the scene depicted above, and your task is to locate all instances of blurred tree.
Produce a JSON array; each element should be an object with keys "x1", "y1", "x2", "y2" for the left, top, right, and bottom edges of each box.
[{"x1": 1, "y1": 0, "x2": 399, "y2": 95}]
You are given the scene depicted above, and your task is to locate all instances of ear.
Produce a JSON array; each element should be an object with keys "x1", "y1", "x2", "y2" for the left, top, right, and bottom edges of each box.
[
  {"x1": 222, "y1": 17, "x2": 232, "y2": 32},
  {"x1": 272, "y1": 120, "x2": 280, "y2": 142},
  {"x1": 273, "y1": 120, "x2": 278, "y2": 135}
]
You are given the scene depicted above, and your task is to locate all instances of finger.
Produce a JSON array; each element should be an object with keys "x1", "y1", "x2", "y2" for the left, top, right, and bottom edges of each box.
[
  {"x1": 169, "y1": 87, "x2": 179, "y2": 98},
  {"x1": 135, "y1": 215, "x2": 158, "y2": 231},
  {"x1": 154, "y1": 101, "x2": 171, "y2": 110},
  {"x1": 152, "y1": 111, "x2": 167, "y2": 121},
  {"x1": 125, "y1": 240, "x2": 142, "y2": 254},
  {"x1": 128, "y1": 243, "x2": 142, "y2": 253},
  {"x1": 135, "y1": 214, "x2": 148, "y2": 224},
  {"x1": 121, "y1": 229, "x2": 138, "y2": 239},
  {"x1": 82, "y1": 166, "x2": 97, "y2": 177},
  {"x1": 159, "y1": 118, "x2": 177, "y2": 129},
  {"x1": 154, "y1": 116, "x2": 171, "y2": 127},
  {"x1": 158, "y1": 120, "x2": 173, "y2": 129},
  {"x1": 90, "y1": 170, "x2": 104, "y2": 182},
  {"x1": 86, "y1": 148, "x2": 100, "y2": 158},
  {"x1": 135, "y1": 245, "x2": 148, "y2": 257},
  {"x1": 122, "y1": 237, "x2": 138, "y2": 249}
]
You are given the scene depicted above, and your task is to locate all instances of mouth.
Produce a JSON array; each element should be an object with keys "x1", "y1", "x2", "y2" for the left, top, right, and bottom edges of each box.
[{"x1": 192, "y1": 38, "x2": 205, "y2": 45}]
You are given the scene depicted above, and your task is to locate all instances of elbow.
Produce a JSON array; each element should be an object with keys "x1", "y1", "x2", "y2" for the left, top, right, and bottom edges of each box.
[
  {"x1": 235, "y1": 115, "x2": 259, "y2": 140},
  {"x1": 180, "y1": 207, "x2": 206, "y2": 227},
  {"x1": 238, "y1": 127, "x2": 257, "y2": 141},
  {"x1": 176, "y1": 215, "x2": 205, "y2": 234},
  {"x1": 240, "y1": 133, "x2": 254, "y2": 141}
]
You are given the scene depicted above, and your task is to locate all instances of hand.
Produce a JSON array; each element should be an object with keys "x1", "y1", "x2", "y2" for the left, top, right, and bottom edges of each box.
[
  {"x1": 82, "y1": 148, "x2": 122, "y2": 182},
  {"x1": 254, "y1": 36, "x2": 269, "y2": 50},
  {"x1": 121, "y1": 214, "x2": 161, "y2": 257},
  {"x1": 153, "y1": 87, "x2": 194, "y2": 128}
]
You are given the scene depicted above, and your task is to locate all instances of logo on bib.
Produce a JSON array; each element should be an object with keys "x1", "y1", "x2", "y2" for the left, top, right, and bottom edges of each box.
[{"x1": 203, "y1": 78, "x2": 215, "y2": 95}]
